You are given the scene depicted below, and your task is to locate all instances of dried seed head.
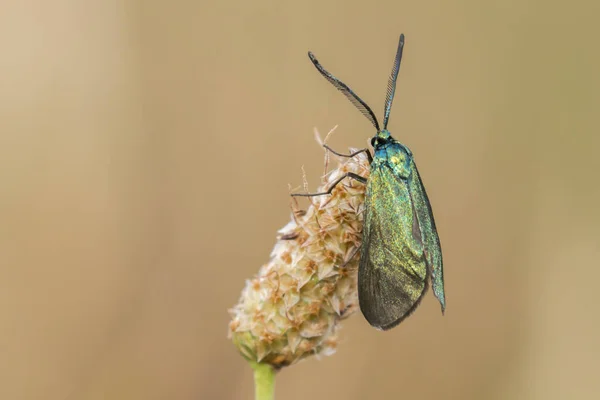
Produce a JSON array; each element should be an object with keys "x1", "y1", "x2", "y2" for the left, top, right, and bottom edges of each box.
[{"x1": 228, "y1": 128, "x2": 370, "y2": 369}]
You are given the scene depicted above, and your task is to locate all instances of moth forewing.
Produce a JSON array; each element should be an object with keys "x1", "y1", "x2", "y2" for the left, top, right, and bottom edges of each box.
[
  {"x1": 358, "y1": 161, "x2": 428, "y2": 330},
  {"x1": 409, "y1": 160, "x2": 446, "y2": 312}
]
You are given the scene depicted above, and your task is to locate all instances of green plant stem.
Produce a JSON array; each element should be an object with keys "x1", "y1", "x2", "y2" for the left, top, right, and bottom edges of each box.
[{"x1": 250, "y1": 362, "x2": 275, "y2": 400}]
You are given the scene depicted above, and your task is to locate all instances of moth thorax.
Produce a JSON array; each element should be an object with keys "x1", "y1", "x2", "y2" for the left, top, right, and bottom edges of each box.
[{"x1": 388, "y1": 145, "x2": 412, "y2": 179}]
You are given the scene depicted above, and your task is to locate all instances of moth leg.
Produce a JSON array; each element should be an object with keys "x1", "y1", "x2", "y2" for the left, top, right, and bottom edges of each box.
[
  {"x1": 291, "y1": 172, "x2": 367, "y2": 198},
  {"x1": 323, "y1": 145, "x2": 373, "y2": 164}
]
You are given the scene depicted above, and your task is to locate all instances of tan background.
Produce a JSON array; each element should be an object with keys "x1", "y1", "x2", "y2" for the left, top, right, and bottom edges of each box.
[{"x1": 1, "y1": 0, "x2": 599, "y2": 399}]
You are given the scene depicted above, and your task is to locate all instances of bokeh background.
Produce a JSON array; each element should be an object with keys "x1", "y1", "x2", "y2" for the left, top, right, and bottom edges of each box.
[{"x1": 2, "y1": 1, "x2": 599, "y2": 399}]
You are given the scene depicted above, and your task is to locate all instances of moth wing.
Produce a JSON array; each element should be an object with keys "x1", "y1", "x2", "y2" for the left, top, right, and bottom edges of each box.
[
  {"x1": 359, "y1": 165, "x2": 428, "y2": 330},
  {"x1": 409, "y1": 160, "x2": 446, "y2": 312}
]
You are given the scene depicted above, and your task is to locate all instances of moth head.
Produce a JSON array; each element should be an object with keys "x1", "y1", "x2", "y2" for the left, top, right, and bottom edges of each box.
[{"x1": 371, "y1": 129, "x2": 393, "y2": 148}]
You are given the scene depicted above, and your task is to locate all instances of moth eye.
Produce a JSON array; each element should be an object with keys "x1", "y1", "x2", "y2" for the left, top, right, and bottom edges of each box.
[{"x1": 370, "y1": 137, "x2": 377, "y2": 147}]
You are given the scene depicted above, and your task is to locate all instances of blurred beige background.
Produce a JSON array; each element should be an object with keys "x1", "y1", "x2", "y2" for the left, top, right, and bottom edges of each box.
[{"x1": 1, "y1": 0, "x2": 599, "y2": 399}]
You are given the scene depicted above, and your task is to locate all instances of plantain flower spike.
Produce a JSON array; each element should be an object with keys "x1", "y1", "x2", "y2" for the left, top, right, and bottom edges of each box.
[{"x1": 228, "y1": 126, "x2": 370, "y2": 369}]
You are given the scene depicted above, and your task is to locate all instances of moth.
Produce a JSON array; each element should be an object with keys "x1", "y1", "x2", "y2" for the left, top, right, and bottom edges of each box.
[{"x1": 293, "y1": 34, "x2": 446, "y2": 330}]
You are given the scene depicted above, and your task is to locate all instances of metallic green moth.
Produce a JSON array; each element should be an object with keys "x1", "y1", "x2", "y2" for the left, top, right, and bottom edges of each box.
[{"x1": 294, "y1": 34, "x2": 446, "y2": 330}]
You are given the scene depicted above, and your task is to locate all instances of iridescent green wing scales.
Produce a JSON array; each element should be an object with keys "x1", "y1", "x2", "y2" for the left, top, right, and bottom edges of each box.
[
  {"x1": 358, "y1": 163, "x2": 428, "y2": 330},
  {"x1": 409, "y1": 160, "x2": 446, "y2": 313}
]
